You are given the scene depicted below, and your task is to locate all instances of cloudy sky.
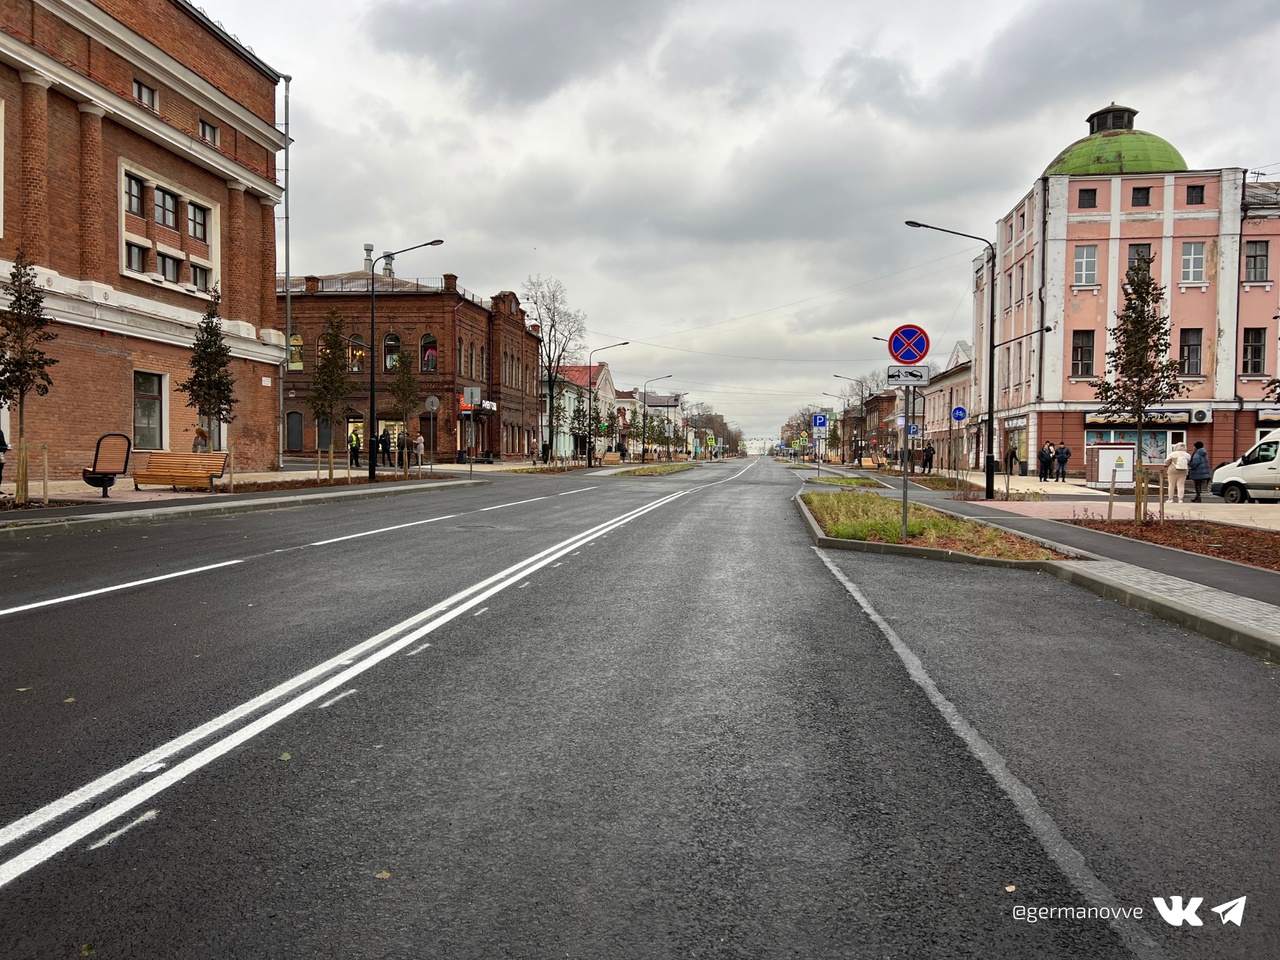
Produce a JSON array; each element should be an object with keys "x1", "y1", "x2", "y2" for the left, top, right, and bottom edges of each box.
[{"x1": 199, "y1": 0, "x2": 1280, "y2": 441}]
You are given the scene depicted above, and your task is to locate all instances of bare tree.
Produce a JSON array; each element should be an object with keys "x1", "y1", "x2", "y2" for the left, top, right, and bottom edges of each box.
[
  {"x1": 306, "y1": 308, "x2": 357, "y2": 482},
  {"x1": 522, "y1": 275, "x2": 586, "y2": 458}
]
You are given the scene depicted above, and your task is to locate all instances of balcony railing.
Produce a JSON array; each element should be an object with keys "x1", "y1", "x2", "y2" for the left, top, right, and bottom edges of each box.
[{"x1": 276, "y1": 275, "x2": 490, "y2": 308}]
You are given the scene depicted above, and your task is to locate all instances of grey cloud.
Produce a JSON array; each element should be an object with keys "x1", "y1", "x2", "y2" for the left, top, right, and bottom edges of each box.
[
  {"x1": 655, "y1": 28, "x2": 803, "y2": 108},
  {"x1": 824, "y1": 0, "x2": 1280, "y2": 128},
  {"x1": 364, "y1": 0, "x2": 678, "y2": 105}
]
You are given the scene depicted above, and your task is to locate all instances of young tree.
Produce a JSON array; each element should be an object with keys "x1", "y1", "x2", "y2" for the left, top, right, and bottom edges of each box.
[
  {"x1": 306, "y1": 308, "x2": 357, "y2": 482},
  {"x1": 1089, "y1": 256, "x2": 1185, "y2": 516},
  {"x1": 177, "y1": 287, "x2": 238, "y2": 446},
  {"x1": 570, "y1": 391, "x2": 590, "y2": 458},
  {"x1": 522, "y1": 275, "x2": 586, "y2": 458},
  {"x1": 0, "y1": 249, "x2": 58, "y2": 503},
  {"x1": 386, "y1": 349, "x2": 420, "y2": 477}
]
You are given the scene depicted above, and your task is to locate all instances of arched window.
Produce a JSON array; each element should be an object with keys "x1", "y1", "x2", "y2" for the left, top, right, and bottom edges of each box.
[
  {"x1": 288, "y1": 334, "x2": 303, "y2": 371},
  {"x1": 420, "y1": 334, "x2": 438, "y2": 373},
  {"x1": 384, "y1": 333, "x2": 401, "y2": 371},
  {"x1": 348, "y1": 335, "x2": 365, "y2": 373}
]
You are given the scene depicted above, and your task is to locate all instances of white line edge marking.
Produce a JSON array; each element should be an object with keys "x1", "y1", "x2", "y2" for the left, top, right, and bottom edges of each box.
[
  {"x1": 813, "y1": 547, "x2": 1164, "y2": 960},
  {"x1": 0, "y1": 561, "x2": 243, "y2": 619},
  {"x1": 87, "y1": 810, "x2": 157, "y2": 851},
  {"x1": 472, "y1": 607, "x2": 488, "y2": 617},
  {"x1": 317, "y1": 690, "x2": 357, "y2": 710},
  {"x1": 405, "y1": 641, "x2": 431, "y2": 656},
  {"x1": 0, "y1": 489, "x2": 689, "y2": 884},
  {"x1": 558, "y1": 487, "x2": 597, "y2": 495},
  {"x1": 480, "y1": 497, "x2": 546, "y2": 511}
]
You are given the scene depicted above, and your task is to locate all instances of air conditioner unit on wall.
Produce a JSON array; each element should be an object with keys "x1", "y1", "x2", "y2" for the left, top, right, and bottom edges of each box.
[{"x1": 1191, "y1": 408, "x2": 1213, "y2": 424}]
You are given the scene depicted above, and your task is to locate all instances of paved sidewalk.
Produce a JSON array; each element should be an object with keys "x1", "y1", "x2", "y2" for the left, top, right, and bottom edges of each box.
[{"x1": 808, "y1": 463, "x2": 1280, "y2": 660}]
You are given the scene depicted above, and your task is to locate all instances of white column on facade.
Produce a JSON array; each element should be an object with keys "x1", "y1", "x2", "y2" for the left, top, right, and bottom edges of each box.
[
  {"x1": 1042, "y1": 177, "x2": 1069, "y2": 402},
  {"x1": 1160, "y1": 174, "x2": 1176, "y2": 297},
  {"x1": 1107, "y1": 177, "x2": 1123, "y2": 332},
  {"x1": 1215, "y1": 168, "x2": 1245, "y2": 400}
]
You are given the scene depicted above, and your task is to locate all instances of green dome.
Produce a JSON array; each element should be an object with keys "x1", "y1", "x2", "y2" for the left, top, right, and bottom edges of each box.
[{"x1": 1042, "y1": 105, "x2": 1187, "y2": 176}]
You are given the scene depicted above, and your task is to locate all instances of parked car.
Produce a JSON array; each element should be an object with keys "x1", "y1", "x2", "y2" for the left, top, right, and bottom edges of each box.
[{"x1": 1211, "y1": 429, "x2": 1280, "y2": 503}]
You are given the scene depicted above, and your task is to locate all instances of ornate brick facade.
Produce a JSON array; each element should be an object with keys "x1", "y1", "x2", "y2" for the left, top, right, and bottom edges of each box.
[{"x1": 0, "y1": 0, "x2": 287, "y2": 478}]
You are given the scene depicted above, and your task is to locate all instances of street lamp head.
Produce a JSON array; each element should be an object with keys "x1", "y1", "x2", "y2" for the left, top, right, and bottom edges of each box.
[
  {"x1": 427, "y1": 239, "x2": 444, "y2": 246},
  {"x1": 904, "y1": 220, "x2": 925, "y2": 229}
]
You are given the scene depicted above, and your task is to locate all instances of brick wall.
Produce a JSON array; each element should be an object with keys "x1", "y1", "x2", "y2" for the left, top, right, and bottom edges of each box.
[{"x1": 11, "y1": 324, "x2": 281, "y2": 477}]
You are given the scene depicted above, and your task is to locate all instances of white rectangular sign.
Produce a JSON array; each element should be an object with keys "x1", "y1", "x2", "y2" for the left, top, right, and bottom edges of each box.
[{"x1": 887, "y1": 365, "x2": 931, "y2": 386}]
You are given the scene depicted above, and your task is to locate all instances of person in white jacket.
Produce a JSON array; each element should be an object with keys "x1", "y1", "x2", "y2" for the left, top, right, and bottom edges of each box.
[{"x1": 1165, "y1": 441, "x2": 1190, "y2": 503}]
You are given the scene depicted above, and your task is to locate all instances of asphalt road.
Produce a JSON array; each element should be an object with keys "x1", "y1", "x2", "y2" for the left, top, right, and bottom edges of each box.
[{"x1": 1, "y1": 459, "x2": 1275, "y2": 959}]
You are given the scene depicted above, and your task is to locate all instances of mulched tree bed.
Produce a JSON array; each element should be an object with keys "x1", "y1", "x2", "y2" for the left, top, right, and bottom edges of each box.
[{"x1": 1066, "y1": 519, "x2": 1280, "y2": 573}]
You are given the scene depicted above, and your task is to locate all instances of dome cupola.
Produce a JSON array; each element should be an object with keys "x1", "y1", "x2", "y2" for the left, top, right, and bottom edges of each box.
[{"x1": 1043, "y1": 104, "x2": 1187, "y2": 176}]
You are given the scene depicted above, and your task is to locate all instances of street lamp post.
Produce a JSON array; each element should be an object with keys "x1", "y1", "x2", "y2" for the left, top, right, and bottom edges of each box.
[
  {"x1": 364, "y1": 239, "x2": 444, "y2": 482},
  {"x1": 905, "y1": 220, "x2": 998, "y2": 497},
  {"x1": 586, "y1": 341, "x2": 627, "y2": 467},
  {"x1": 834, "y1": 374, "x2": 870, "y2": 465},
  {"x1": 823, "y1": 392, "x2": 848, "y2": 463},
  {"x1": 641, "y1": 374, "x2": 672, "y2": 464}
]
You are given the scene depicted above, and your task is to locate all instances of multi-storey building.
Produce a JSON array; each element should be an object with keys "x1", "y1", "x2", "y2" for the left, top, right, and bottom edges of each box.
[
  {"x1": 279, "y1": 272, "x2": 541, "y2": 462},
  {"x1": 0, "y1": 0, "x2": 287, "y2": 478},
  {"x1": 942, "y1": 104, "x2": 1280, "y2": 472},
  {"x1": 920, "y1": 341, "x2": 972, "y2": 470}
]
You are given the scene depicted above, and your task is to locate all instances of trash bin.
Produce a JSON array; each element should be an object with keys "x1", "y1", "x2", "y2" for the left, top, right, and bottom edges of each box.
[
  {"x1": 456, "y1": 449, "x2": 467, "y2": 464},
  {"x1": 1019, "y1": 460, "x2": 1028, "y2": 476}
]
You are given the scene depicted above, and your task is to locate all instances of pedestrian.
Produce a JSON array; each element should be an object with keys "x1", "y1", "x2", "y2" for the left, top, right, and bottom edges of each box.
[
  {"x1": 1037, "y1": 441, "x2": 1054, "y2": 482},
  {"x1": 396, "y1": 430, "x2": 407, "y2": 468},
  {"x1": 379, "y1": 428, "x2": 392, "y2": 467},
  {"x1": 1164, "y1": 441, "x2": 1190, "y2": 503},
  {"x1": 922, "y1": 443, "x2": 935, "y2": 474},
  {"x1": 0, "y1": 426, "x2": 7, "y2": 489},
  {"x1": 1004, "y1": 445, "x2": 1019, "y2": 476},
  {"x1": 349, "y1": 429, "x2": 361, "y2": 468},
  {"x1": 191, "y1": 427, "x2": 209, "y2": 453},
  {"x1": 1054, "y1": 441, "x2": 1071, "y2": 481},
  {"x1": 414, "y1": 431, "x2": 425, "y2": 467},
  {"x1": 1188, "y1": 440, "x2": 1211, "y2": 502}
]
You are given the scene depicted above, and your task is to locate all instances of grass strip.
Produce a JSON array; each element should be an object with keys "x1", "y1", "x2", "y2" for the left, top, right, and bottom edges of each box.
[{"x1": 802, "y1": 490, "x2": 1059, "y2": 560}]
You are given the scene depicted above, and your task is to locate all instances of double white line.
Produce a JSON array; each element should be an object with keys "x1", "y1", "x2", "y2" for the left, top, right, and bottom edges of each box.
[{"x1": 0, "y1": 488, "x2": 687, "y2": 888}]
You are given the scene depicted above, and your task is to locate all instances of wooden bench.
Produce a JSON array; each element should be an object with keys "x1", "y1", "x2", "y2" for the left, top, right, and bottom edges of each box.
[
  {"x1": 82, "y1": 433, "x2": 132, "y2": 498},
  {"x1": 134, "y1": 451, "x2": 228, "y2": 492},
  {"x1": 601, "y1": 452, "x2": 622, "y2": 466}
]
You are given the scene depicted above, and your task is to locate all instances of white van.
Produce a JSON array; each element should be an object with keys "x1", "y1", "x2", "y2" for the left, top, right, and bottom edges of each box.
[{"x1": 1211, "y1": 429, "x2": 1280, "y2": 503}]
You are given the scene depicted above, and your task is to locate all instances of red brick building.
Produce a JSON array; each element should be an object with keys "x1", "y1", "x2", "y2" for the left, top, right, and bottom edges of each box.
[
  {"x1": 0, "y1": 0, "x2": 286, "y2": 480},
  {"x1": 279, "y1": 272, "x2": 542, "y2": 462}
]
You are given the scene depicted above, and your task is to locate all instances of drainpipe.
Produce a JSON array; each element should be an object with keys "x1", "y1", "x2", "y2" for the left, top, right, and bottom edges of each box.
[{"x1": 279, "y1": 74, "x2": 292, "y2": 469}]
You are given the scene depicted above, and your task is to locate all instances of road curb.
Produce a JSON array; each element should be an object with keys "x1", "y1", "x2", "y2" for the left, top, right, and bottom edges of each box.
[
  {"x1": 0, "y1": 477, "x2": 485, "y2": 540},
  {"x1": 794, "y1": 491, "x2": 1280, "y2": 662}
]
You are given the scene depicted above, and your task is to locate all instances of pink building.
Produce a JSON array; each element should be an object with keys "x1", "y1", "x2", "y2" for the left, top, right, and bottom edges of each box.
[{"x1": 951, "y1": 104, "x2": 1280, "y2": 472}]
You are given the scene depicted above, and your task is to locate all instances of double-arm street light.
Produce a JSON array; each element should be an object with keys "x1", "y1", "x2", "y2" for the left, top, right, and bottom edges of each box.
[
  {"x1": 586, "y1": 341, "x2": 628, "y2": 467},
  {"x1": 640, "y1": 374, "x2": 672, "y2": 464},
  {"x1": 363, "y1": 239, "x2": 444, "y2": 482},
  {"x1": 904, "y1": 220, "x2": 998, "y2": 496}
]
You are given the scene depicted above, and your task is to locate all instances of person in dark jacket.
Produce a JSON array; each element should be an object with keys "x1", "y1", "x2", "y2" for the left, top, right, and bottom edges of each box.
[
  {"x1": 0, "y1": 426, "x2": 7, "y2": 488},
  {"x1": 1188, "y1": 440, "x2": 1212, "y2": 502},
  {"x1": 379, "y1": 428, "x2": 392, "y2": 467},
  {"x1": 1005, "y1": 445, "x2": 1019, "y2": 475},
  {"x1": 1037, "y1": 441, "x2": 1054, "y2": 481},
  {"x1": 1054, "y1": 442, "x2": 1071, "y2": 481}
]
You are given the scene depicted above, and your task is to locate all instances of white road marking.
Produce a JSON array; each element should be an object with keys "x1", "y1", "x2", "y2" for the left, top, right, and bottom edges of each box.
[
  {"x1": 140, "y1": 763, "x2": 165, "y2": 774},
  {"x1": 558, "y1": 487, "x2": 597, "y2": 496},
  {"x1": 0, "y1": 488, "x2": 689, "y2": 887},
  {"x1": 472, "y1": 607, "x2": 488, "y2": 617},
  {"x1": 87, "y1": 810, "x2": 157, "y2": 851},
  {"x1": 814, "y1": 547, "x2": 1164, "y2": 960},
  {"x1": 405, "y1": 641, "x2": 432, "y2": 656},
  {"x1": 317, "y1": 690, "x2": 357, "y2": 709},
  {"x1": 0, "y1": 561, "x2": 243, "y2": 620},
  {"x1": 310, "y1": 514, "x2": 456, "y2": 546},
  {"x1": 480, "y1": 497, "x2": 546, "y2": 511}
]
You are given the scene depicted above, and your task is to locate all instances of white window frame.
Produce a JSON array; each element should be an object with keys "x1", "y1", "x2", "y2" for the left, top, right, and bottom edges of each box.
[
  {"x1": 1181, "y1": 242, "x2": 1205, "y2": 283},
  {"x1": 1073, "y1": 245, "x2": 1098, "y2": 286},
  {"x1": 132, "y1": 79, "x2": 157, "y2": 111},
  {"x1": 198, "y1": 119, "x2": 219, "y2": 145}
]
